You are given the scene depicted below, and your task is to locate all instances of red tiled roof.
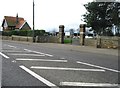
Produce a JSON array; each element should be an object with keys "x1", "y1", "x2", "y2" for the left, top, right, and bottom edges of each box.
[
  {"x1": 16, "y1": 20, "x2": 25, "y2": 29},
  {"x1": 4, "y1": 16, "x2": 25, "y2": 29}
]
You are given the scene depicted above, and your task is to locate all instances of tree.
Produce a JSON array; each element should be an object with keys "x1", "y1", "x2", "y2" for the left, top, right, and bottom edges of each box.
[
  {"x1": 109, "y1": 3, "x2": 120, "y2": 36},
  {"x1": 83, "y1": 2, "x2": 120, "y2": 36},
  {"x1": 69, "y1": 29, "x2": 74, "y2": 37},
  {"x1": 76, "y1": 28, "x2": 80, "y2": 37},
  {"x1": 51, "y1": 28, "x2": 57, "y2": 36}
]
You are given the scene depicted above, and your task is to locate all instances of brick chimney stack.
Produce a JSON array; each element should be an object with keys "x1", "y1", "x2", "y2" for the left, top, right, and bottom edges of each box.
[{"x1": 16, "y1": 13, "x2": 19, "y2": 24}]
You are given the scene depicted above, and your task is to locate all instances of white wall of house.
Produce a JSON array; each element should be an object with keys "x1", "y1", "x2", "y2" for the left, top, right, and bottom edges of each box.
[
  {"x1": 3, "y1": 20, "x2": 8, "y2": 29},
  {"x1": 0, "y1": 26, "x2": 3, "y2": 31}
]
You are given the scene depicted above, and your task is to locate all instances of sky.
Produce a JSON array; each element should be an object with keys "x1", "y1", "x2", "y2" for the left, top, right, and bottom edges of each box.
[{"x1": 0, "y1": 0, "x2": 93, "y2": 32}]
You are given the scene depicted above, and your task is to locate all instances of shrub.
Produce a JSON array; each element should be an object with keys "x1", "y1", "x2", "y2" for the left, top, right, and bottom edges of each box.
[
  {"x1": 19, "y1": 30, "x2": 28, "y2": 36},
  {"x1": 11, "y1": 30, "x2": 19, "y2": 35},
  {"x1": 2, "y1": 31, "x2": 12, "y2": 36},
  {"x1": 27, "y1": 30, "x2": 33, "y2": 37},
  {"x1": 34, "y1": 30, "x2": 45, "y2": 36}
]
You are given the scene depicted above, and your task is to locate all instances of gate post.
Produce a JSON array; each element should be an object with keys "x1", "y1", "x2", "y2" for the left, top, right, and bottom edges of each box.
[
  {"x1": 59, "y1": 25, "x2": 64, "y2": 44},
  {"x1": 80, "y1": 24, "x2": 86, "y2": 45},
  {"x1": 96, "y1": 35, "x2": 101, "y2": 48}
]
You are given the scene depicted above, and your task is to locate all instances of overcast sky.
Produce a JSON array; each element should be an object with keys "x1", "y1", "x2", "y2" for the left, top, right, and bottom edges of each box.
[{"x1": 0, "y1": 0, "x2": 93, "y2": 32}]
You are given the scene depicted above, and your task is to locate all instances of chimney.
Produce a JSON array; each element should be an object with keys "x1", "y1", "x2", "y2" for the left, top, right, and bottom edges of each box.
[{"x1": 16, "y1": 13, "x2": 19, "y2": 24}]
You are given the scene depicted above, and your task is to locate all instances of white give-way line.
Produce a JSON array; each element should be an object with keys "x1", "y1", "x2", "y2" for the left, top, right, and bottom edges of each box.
[
  {"x1": 0, "y1": 52, "x2": 9, "y2": 59},
  {"x1": 19, "y1": 65, "x2": 58, "y2": 88},
  {"x1": 16, "y1": 58, "x2": 67, "y2": 62},
  {"x1": 77, "y1": 61, "x2": 120, "y2": 73},
  {"x1": 31, "y1": 66, "x2": 105, "y2": 72},
  {"x1": 24, "y1": 49, "x2": 53, "y2": 57}
]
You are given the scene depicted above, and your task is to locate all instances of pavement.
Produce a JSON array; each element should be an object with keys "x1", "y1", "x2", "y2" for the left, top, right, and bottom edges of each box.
[{"x1": 36, "y1": 43, "x2": 118, "y2": 56}]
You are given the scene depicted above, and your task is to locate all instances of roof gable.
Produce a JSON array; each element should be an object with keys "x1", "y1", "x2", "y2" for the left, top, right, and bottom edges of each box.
[{"x1": 20, "y1": 22, "x2": 31, "y2": 30}]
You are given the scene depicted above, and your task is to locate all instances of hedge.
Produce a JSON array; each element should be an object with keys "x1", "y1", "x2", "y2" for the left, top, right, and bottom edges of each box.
[
  {"x1": 2, "y1": 30, "x2": 46, "y2": 37},
  {"x1": 2, "y1": 31, "x2": 12, "y2": 36}
]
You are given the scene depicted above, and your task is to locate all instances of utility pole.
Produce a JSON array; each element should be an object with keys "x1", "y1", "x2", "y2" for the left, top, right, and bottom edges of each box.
[{"x1": 33, "y1": 0, "x2": 35, "y2": 42}]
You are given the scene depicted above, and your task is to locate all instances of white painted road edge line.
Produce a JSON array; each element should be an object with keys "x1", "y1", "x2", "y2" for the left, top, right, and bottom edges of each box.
[
  {"x1": 0, "y1": 52, "x2": 9, "y2": 59},
  {"x1": 24, "y1": 49, "x2": 53, "y2": 57},
  {"x1": 16, "y1": 58, "x2": 67, "y2": 62},
  {"x1": 31, "y1": 66, "x2": 105, "y2": 72},
  {"x1": 60, "y1": 82, "x2": 118, "y2": 87},
  {"x1": 77, "y1": 61, "x2": 120, "y2": 73},
  {"x1": 19, "y1": 65, "x2": 58, "y2": 88}
]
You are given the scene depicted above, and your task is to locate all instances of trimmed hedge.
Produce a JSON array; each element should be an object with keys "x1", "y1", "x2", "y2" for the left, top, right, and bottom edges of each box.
[
  {"x1": 34, "y1": 30, "x2": 45, "y2": 36},
  {"x1": 2, "y1": 30, "x2": 46, "y2": 37},
  {"x1": 2, "y1": 31, "x2": 12, "y2": 36}
]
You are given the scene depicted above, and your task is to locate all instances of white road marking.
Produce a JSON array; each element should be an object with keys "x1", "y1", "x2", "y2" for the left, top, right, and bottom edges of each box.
[
  {"x1": 8, "y1": 53, "x2": 45, "y2": 56},
  {"x1": 24, "y1": 49, "x2": 44, "y2": 54},
  {"x1": 60, "y1": 58, "x2": 66, "y2": 59},
  {"x1": 44, "y1": 54, "x2": 53, "y2": 57},
  {"x1": 0, "y1": 52, "x2": 9, "y2": 59},
  {"x1": 24, "y1": 49, "x2": 53, "y2": 57},
  {"x1": 2, "y1": 51, "x2": 26, "y2": 53},
  {"x1": 31, "y1": 66, "x2": 105, "y2": 72},
  {"x1": 7, "y1": 45, "x2": 17, "y2": 48},
  {"x1": 12, "y1": 60, "x2": 16, "y2": 63},
  {"x1": 19, "y1": 65, "x2": 58, "y2": 88},
  {"x1": 77, "y1": 61, "x2": 120, "y2": 73},
  {"x1": 16, "y1": 58, "x2": 67, "y2": 62},
  {"x1": 60, "y1": 82, "x2": 118, "y2": 87}
]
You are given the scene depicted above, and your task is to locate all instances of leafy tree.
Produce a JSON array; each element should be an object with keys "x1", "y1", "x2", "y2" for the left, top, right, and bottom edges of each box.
[
  {"x1": 69, "y1": 29, "x2": 74, "y2": 35},
  {"x1": 51, "y1": 28, "x2": 57, "y2": 36},
  {"x1": 83, "y1": 2, "x2": 120, "y2": 36}
]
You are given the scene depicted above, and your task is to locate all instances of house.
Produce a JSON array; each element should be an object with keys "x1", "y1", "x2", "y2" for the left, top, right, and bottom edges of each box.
[{"x1": 2, "y1": 14, "x2": 31, "y2": 31}]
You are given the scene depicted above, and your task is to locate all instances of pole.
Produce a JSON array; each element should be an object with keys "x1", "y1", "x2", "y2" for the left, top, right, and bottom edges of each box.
[{"x1": 33, "y1": 0, "x2": 35, "y2": 42}]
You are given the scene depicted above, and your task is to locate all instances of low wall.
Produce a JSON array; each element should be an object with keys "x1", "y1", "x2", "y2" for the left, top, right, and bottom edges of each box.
[
  {"x1": 2, "y1": 35, "x2": 58, "y2": 43},
  {"x1": 2, "y1": 35, "x2": 33, "y2": 42},
  {"x1": 2, "y1": 36, "x2": 119, "y2": 49},
  {"x1": 100, "y1": 36, "x2": 119, "y2": 49},
  {"x1": 36, "y1": 36, "x2": 59, "y2": 43},
  {"x1": 85, "y1": 38, "x2": 97, "y2": 47},
  {"x1": 85, "y1": 36, "x2": 119, "y2": 49}
]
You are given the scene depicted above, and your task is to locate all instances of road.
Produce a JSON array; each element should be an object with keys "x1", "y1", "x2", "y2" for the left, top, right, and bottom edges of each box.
[{"x1": 1, "y1": 40, "x2": 119, "y2": 88}]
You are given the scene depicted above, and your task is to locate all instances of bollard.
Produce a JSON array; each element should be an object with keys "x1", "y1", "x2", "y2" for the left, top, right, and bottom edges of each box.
[
  {"x1": 80, "y1": 24, "x2": 86, "y2": 45},
  {"x1": 59, "y1": 25, "x2": 65, "y2": 44}
]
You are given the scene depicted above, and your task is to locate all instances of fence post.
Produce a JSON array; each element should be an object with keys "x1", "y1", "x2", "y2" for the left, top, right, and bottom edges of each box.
[
  {"x1": 80, "y1": 24, "x2": 86, "y2": 45},
  {"x1": 59, "y1": 25, "x2": 64, "y2": 44}
]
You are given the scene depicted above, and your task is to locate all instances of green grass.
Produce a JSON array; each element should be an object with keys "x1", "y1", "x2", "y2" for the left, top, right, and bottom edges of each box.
[{"x1": 64, "y1": 38, "x2": 71, "y2": 44}]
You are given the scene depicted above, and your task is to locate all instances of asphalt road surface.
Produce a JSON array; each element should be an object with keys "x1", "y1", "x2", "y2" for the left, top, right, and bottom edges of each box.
[{"x1": 1, "y1": 40, "x2": 119, "y2": 88}]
